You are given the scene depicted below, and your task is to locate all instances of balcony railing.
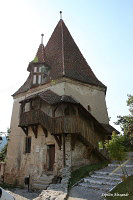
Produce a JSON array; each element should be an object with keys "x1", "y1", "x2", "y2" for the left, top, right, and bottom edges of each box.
[
  {"x1": 19, "y1": 109, "x2": 79, "y2": 134},
  {"x1": 19, "y1": 109, "x2": 53, "y2": 132},
  {"x1": 53, "y1": 116, "x2": 80, "y2": 134}
]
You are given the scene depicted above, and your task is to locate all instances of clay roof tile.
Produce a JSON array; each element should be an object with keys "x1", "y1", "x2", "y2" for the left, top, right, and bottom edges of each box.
[{"x1": 13, "y1": 19, "x2": 106, "y2": 96}]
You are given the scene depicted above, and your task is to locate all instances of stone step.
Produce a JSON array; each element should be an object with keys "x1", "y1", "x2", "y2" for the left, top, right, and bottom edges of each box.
[
  {"x1": 33, "y1": 176, "x2": 53, "y2": 182},
  {"x1": 95, "y1": 167, "x2": 133, "y2": 174},
  {"x1": 108, "y1": 163, "x2": 133, "y2": 168},
  {"x1": 91, "y1": 174, "x2": 121, "y2": 181},
  {"x1": 32, "y1": 183, "x2": 48, "y2": 190},
  {"x1": 106, "y1": 168, "x2": 133, "y2": 174},
  {"x1": 107, "y1": 167, "x2": 133, "y2": 173},
  {"x1": 33, "y1": 179, "x2": 52, "y2": 185},
  {"x1": 83, "y1": 177, "x2": 120, "y2": 186},
  {"x1": 34, "y1": 175, "x2": 54, "y2": 180},
  {"x1": 32, "y1": 174, "x2": 55, "y2": 190},
  {"x1": 95, "y1": 170, "x2": 122, "y2": 176},
  {"x1": 78, "y1": 182, "x2": 113, "y2": 192},
  {"x1": 95, "y1": 170, "x2": 132, "y2": 179},
  {"x1": 111, "y1": 160, "x2": 133, "y2": 165}
]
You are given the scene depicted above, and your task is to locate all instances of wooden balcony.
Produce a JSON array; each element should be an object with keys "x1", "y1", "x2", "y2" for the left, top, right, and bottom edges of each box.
[
  {"x1": 19, "y1": 109, "x2": 53, "y2": 132},
  {"x1": 19, "y1": 109, "x2": 108, "y2": 160},
  {"x1": 19, "y1": 109, "x2": 79, "y2": 134}
]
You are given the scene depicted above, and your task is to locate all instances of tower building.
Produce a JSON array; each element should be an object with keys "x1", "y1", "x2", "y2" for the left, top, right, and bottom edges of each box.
[{"x1": 5, "y1": 17, "x2": 117, "y2": 188}]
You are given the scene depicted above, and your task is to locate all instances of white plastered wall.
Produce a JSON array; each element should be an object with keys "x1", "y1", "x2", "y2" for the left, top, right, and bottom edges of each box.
[
  {"x1": 45, "y1": 79, "x2": 109, "y2": 124},
  {"x1": 5, "y1": 78, "x2": 109, "y2": 183},
  {"x1": 5, "y1": 96, "x2": 25, "y2": 180},
  {"x1": 62, "y1": 81, "x2": 109, "y2": 124}
]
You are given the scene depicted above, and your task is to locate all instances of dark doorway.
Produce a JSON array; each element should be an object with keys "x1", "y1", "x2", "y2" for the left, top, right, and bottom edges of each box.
[{"x1": 47, "y1": 145, "x2": 55, "y2": 171}]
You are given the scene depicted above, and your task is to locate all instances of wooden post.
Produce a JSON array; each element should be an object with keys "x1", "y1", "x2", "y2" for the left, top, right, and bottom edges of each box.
[{"x1": 63, "y1": 134, "x2": 66, "y2": 167}]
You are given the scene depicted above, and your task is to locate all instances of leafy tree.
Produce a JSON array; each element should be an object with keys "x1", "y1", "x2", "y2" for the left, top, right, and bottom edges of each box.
[
  {"x1": 7, "y1": 127, "x2": 11, "y2": 134},
  {"x1": 0, "y1": 144, "x2": 7, "y2": 162},
  {"x1": 105, "y1": 133, "x2": 128, "y2": 179},
  {"x1": 115, "y1": 95, "x2": 133, "y2": 135},
  {"x1": 0, "y1": 127, "x2": 10, "y2": 162},
  {"x1": 105, "y1": 132, "x2": 127, "y2": 161},
  {"x1": 127, "y1": 95, "x2": 133, "y2": 115}
]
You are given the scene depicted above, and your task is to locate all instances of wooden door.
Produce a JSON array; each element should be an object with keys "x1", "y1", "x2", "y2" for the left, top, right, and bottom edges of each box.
[{"x1": 48, "y1": 145, "x2": 55, "y2": 171}]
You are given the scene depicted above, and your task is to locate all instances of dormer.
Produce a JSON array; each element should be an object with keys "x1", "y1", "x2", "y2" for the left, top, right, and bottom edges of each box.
[
  {"x1": 27, "y1": 34, "x2": 51, "y2": 86},
  {"x1": 32, "y1": 63, "x2": 50, "y2": 85}
]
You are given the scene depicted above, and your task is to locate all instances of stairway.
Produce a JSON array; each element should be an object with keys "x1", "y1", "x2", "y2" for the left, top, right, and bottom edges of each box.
[
  {"x1": 77, "y1": 134, "x2": 109, "y2": 161},
  {"x1": 78, "y1": 160, "x2": 133, "y2": 193},
  {"x1": 32, "y1": 174, "x2": 55, "y2": 190}
]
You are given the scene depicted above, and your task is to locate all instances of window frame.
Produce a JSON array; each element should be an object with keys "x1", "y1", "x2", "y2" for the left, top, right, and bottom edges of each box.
[
  {"x1": 32, "y1": 65, "x2": 49, "y2": 85},
  {"x1": 25, "y1": 137, "x2": 31, "y2": 153}
]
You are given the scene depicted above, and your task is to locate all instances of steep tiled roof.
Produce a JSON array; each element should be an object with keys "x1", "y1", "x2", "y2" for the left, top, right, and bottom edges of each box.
[
  {"x1": 27, "y1": 44, "x2": 48, "y2": 71},
  {"x1": 39, "y1": 90, "x2": 61, "y2": 104},
  {"x1": 40, "y1": 91, "x2": 78, "y2": 104},
  {"x1": 36, "y1": 44, "x2": 46, "y2": 63},
  {"x1": 13, "y1": 19, "x2": 106, "y2": 96},
  {"x1": 20, "y1": 89, "x2": 78, "y2": 105},
  {"x1": 45, "y1": 20, "x2": 106, "y2": 88}
]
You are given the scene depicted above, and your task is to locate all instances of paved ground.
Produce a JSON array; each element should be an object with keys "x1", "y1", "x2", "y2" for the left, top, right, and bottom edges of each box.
[
  {"x1": 68, "y1": 186, "x2": 105, "y2": 200},
  {"x1": 8, "y1": 189, "x2": 41, "y2": 200},
  {"x1": 6, "y1": 156, "x2": 133, "y2": 200},
  {"x1": 8, "y1": 187, "x2": 105, "y2": 200}
]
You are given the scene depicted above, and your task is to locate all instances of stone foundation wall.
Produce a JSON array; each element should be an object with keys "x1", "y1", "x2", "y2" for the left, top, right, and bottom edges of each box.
[
  {"x1": 4, "y1": 126, "x2": 64, "y2": 186},
  {"x1": 71, "y1": 138, "x2": 100, "y2": 171},
  {"x1": 5, "y1": 131, "x2": 101, "y2": 186}
]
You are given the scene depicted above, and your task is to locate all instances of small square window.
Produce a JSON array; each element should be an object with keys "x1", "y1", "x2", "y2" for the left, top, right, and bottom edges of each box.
[
  {"x1": 39, "y1": 66, "x2": 45, "y2": 73},
  {"x1": 88, "y1": 105, "x2": 91, "y2": 111},
  {"x1": 34, "y1": 67, "x2": 37, "y2": 72},
  {"x1": 25, "y1": 137, "x2": 31, "y2": 153},
  {"x1": 38, "y1": 75, "x2": 42, "y2": 84},
  {"x1": 33, "y1": 75, "x2": 37, "y2": 84}
]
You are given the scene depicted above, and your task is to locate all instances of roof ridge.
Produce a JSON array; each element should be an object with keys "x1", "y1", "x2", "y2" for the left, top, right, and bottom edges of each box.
[{"x1": 61, "y1": 19, "x2": 65, "y2": 76}]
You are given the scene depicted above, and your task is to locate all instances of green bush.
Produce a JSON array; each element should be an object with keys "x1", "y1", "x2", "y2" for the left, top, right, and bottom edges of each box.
[
  {"x1": 0, "y1": 144, "x2": 7, "y2": 161},
  {"x1": 105, "y1": 133, "x2": 127, "y2": 161}
]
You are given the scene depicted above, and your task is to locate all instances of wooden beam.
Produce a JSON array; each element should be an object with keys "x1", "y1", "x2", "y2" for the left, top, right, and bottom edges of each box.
[
  {"x1": 53, "y1": 135, "x2": 62, "y2": 150},
  {"x1": 63, "y1": 134, "x2": 66, "y2": 167},
  {"x1": 21, "y1": 126, "x2": 28, "y2": 136},
  {"x1": 41, "y1": 125, "x2": 48, "y2": 137},
  {"x1": 87, "y1": 147, "x2": 93, "y2": 158},
  {"x1": 71, "y1": 134, "x2": 77, "y2": 150},
  {"x1": 31, "y1": 125, "x2": 38, "y2": 138}
]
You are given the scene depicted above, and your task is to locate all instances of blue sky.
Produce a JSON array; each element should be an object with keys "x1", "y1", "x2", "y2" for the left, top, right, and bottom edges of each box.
[{"x1": 0, "y1": 0, "x2": 132, "y2": 132}]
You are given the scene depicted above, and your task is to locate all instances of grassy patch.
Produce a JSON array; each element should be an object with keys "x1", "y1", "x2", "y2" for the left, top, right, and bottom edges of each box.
[
  {"x1": 69, "y1": 161, "x2": 108, "y2": 188},
  {"x1": 0, "y1": 183, "x2": 24, "y2": 190},
  {"x1": 106, "y1": 175, "x2": 133, "y2": 200},
  {"x1": 0, "y1": 183, "x2": 16, "y2": 189}
]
